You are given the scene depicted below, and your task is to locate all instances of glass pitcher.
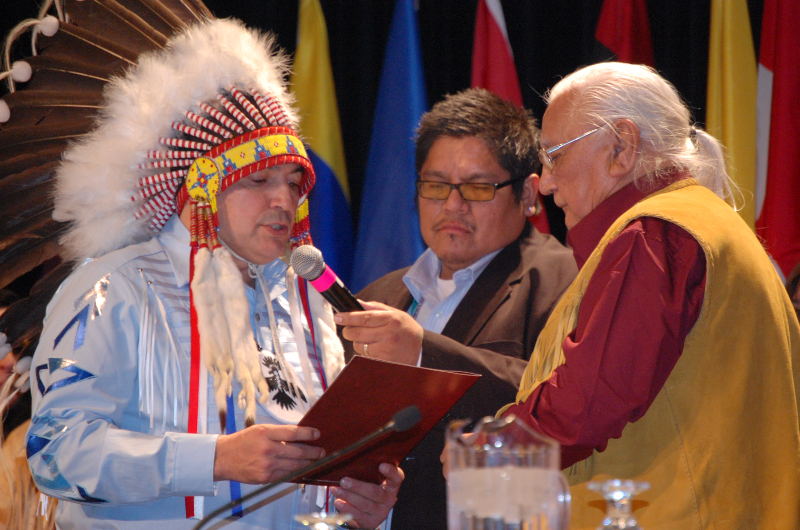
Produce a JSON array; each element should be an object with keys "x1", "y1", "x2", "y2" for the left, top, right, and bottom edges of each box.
[{"x1": 447, "y1": 415, "x2": 570, "y2": 530}]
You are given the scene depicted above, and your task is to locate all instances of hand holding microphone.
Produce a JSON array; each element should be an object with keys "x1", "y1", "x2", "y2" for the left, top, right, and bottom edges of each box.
[
  {"x1": 290, "y1": 245, "x2": 363, "y2": 312},
  {"x1": 291, "y1": 245, "x2": 422, "y2": 364}
]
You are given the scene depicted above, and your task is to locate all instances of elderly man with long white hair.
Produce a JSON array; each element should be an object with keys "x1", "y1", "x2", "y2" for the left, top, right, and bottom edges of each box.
[{"x1": 499, "y1": 62, "x2": 800, "y2": 530}]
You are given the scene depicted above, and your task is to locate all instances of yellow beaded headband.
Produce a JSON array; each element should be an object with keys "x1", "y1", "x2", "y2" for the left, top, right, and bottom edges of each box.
[{"x1": 142, "y1": 87, "x2": 315, "y2": 249}]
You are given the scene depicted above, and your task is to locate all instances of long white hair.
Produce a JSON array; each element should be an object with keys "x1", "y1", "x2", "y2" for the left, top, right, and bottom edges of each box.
[{"x1": 547, "y1": 62, "x2": 735, "y2": 203}]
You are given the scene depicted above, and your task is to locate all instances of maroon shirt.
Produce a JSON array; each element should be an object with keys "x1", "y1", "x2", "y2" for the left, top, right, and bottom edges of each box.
[{"x1": 504, "y1": 179, "x2": 707, "y2": 468}]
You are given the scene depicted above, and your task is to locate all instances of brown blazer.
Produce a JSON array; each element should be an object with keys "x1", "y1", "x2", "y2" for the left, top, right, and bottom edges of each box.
[{"x1": 345, "y1": 223, "x2": 577, "y2": 530}]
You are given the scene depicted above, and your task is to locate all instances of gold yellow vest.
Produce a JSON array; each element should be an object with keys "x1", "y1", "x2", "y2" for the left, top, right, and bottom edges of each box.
[{"x1": 504, "y1": 180, "x2": 800, "y2": 530}]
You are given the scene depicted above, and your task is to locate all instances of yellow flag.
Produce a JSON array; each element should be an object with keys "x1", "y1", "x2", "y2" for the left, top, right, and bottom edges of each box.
[
  {"x1": 289, "y1": 0, "x2": 355, "y2": 283},
  {"x1": 290, "y1": 0, "x2": 349, "y2": 197},
  {"x1": 706, "y1": 0, "x2": 757, "y2": 227}
]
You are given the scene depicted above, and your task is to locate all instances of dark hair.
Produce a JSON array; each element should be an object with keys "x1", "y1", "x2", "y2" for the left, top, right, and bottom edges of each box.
[{"x1": 415, "y1": 88, "x2": 541, "y2": 202}]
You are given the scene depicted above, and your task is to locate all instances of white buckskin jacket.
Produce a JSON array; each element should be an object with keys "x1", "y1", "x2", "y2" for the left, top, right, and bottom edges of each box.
[{"x1": 27, "y1": 215, "x2": 345, "y2": 529}]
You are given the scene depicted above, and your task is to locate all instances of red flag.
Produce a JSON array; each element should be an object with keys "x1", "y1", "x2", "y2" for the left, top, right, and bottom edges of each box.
[
  {"x1": 595, "y1": 0, "x2": 655, "y2": 66},
  {"x1": 471, "y1": 0, "x2": 522, "y2": 105},
  {"x1": 471, "y1": 0, "x2": 549, "y2": 233},
  {"x1": 755, "y1": 0, "x2": 800, "y2": 277}
]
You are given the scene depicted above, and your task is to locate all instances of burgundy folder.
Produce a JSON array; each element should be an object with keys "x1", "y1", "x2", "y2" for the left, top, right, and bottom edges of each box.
[{"x1": 295, "y1": 355, "x2": 480, "y2": 485}]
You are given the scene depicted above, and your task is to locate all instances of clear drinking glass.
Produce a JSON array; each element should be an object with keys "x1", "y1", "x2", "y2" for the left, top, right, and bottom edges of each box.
[
  {"x1": 294, "y1": 511, "x2": 353, "y2": 530},
  {"x1": 587, "y1": 479, "x2": 649, "y2": 530},
  {"x1": 447, "y1": 415, "x2": 570, "y2": 530}
]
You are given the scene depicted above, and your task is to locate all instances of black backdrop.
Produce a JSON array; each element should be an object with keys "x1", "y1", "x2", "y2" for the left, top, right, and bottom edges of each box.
[{"x1": 1, "y1": 0, "x2": 764, "y2": 242}]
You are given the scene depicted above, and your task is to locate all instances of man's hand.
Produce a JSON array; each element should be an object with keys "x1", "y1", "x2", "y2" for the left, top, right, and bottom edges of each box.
[
  {"x1": 331, "y1": 463, "x2": 404, "y2": 529},
  {"x1": 335, "y1": 301, "x2": 423, "y2": 365},
  {"x1": 213, "y1": 424, "x2": 324, "y2": 484}
]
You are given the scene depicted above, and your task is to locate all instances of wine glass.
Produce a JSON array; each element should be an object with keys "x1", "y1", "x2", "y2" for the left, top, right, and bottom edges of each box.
[
  {"x1": 587, "y1": 479, "x2": 649, "y2": 530},
  {"x1": 294, "y1": 511, "x2": 353, "y2": 530}
]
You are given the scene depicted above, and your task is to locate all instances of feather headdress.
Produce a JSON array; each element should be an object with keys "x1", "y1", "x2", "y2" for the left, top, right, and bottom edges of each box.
[
  {"x1": 0, "y1": 0, "x2": 319, "y2": 435},
  {"x1": 54, "y1": 18, "x2": 311, "y2": 261}
]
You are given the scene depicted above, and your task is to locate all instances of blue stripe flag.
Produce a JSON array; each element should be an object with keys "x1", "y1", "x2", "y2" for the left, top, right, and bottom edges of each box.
[
  {"x1": 291, "y1": 0, "x2": 354, "y2": 283},
  {"x1": 352, "y1": 0, "x2": 427, "y2": 291}
]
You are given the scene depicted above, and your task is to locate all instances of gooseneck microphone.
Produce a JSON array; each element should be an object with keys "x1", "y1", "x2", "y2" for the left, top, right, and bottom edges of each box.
[
  {"x1": 290, "y1": 245, "x2": 364, "y2": 312},
  {"x1": 193, "y1": 405, "x2": 422, "y2": 530}
]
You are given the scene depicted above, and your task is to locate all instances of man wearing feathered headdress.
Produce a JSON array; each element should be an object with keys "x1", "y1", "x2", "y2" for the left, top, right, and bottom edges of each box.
[{"x1": 17, "y1": 16, "x2": 402, "y2": 530}]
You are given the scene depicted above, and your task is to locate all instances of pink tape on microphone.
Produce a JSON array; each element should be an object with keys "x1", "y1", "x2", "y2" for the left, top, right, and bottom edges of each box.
[{"x1": 309, "y1": 266, "x2": 337, "y2": 292}]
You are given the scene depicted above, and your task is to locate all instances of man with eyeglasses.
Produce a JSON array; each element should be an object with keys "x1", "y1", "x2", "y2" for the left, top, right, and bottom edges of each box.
[
  {"x1": 335, "y1": 88, "x2": 577, "y2": 530},
  {"x1": 498, "y1": 62, "x2": 800, "y2": 529}
]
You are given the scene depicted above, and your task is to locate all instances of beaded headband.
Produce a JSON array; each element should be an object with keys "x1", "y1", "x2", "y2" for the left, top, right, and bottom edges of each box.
[{"x1": 140, "y1": 87, "x2": 315, "y2": 250}]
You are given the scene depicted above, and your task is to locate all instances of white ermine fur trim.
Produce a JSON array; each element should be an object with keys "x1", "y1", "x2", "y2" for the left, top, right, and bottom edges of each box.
[
  {"x1": 212, "y1": 246, "x2": 269, "y2": 427},
  {"x1": 53, "y1": 19, "x2": 298, "y2": 261},
  {"x1": 190, "y1": 247, "x2": 234, "y2": 430},
  {"x1": 285, "y1": 267, "x2": 317, "y2": 405},
  {"x1": 306, "y1": 288, "x2": 345, "y2": 384}
]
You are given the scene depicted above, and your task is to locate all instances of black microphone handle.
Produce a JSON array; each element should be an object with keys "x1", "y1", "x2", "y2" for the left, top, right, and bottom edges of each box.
[
  {"x1": 192, "y1": 408, "x2": 414, "y2": 530},
  {"x1": 320, "y1": 280, "x2": 364, "y2": 313}
]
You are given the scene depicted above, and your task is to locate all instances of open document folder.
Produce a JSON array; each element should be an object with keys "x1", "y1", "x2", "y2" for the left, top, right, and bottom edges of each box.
[{"x1": 294, "y1": 355, "x2": 480, "y2": 485}]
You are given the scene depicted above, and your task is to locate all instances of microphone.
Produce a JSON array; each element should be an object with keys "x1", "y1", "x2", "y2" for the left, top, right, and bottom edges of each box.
[
  {"x1": 193, "y1": 405, "x2": 422, "y2": 530},
  {"x1": 290, "y1": 245, "x2": 364, "y2": 312}
]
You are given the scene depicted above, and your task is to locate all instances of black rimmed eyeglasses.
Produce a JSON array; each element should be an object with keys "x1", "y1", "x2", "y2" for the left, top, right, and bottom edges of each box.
[{"x1": 416, "y1": 175, "x2": 526, "y2": 202}]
